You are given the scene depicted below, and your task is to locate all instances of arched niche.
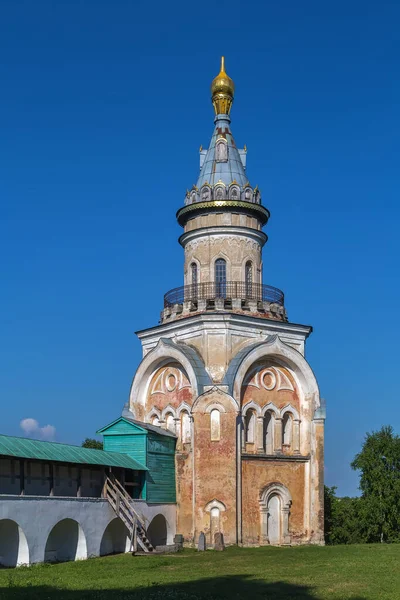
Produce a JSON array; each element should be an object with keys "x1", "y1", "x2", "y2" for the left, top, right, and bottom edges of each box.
[
  {"x1": 0, "y1": 519, "x2": 29, "y2": 567},
  {"x1": 259, "y1": 482, "x2": 292, "y2": 546},
  {"x1": 146, "y1": 514, "x2": 167, "y2": 548},
  {"x1": 232, "y1": 336, "x2": 320, "y2": 415},
  {"x1": 44, "y1": 519, "x2": 87, "y2": 563},
  {"x1": 129, "y1": 338, "x2": 211, "y2": 421},
  {"x1": 100, "y1": 518, "x2": 130, "y2": 556}
]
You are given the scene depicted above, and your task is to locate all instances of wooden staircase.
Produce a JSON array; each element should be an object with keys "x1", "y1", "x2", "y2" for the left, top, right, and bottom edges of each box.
[{"x1": 104, "y1": 474, "x2": 154, "y2": 553}]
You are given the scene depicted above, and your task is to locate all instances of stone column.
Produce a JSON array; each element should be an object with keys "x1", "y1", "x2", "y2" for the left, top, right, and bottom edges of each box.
[
  {"x1": 282, "y1": 506, "x2": 291, "y2": 545},
  {"x1": 256, "y1": 417, "x2": 264, "y2": 453},
  {"x1": 310, "y1": 401, "x2": 326, "y2": 544},
  {"x1": 174, "y1": 417, "x2": 182, "y2": 447},
  {"x1": 259, "y1": 507, "x2": 269, "y2": 545},
  {"x1": 241, "y1": 416, "x2": 245, "y2": 452},
  {"x1": 274, "y1": 418, "x2": 283, "y2": 452},
  {"x1": 293, "y1": 419, "x2": 301, "y2": 453}
]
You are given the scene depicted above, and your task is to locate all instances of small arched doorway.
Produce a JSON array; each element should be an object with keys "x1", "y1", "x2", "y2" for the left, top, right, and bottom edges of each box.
[
  {"x1": 147, "y1": 514, "x2": 167, "y2": 548},
  {"x1": 267, "y1": 495, "x2": 281, "y2": 545},
  {"x1": 100, "y1": 518, "x2": 130, "y2": 556},
  {"x1": 259, "y1": 483, "x2": 292, "y2": 546},
  {"x1": 0, "y1": 519, "x2": 29, "y2": 567},
  {"x1": 45, "y1": 518, "x2": 87, "y2": 562}
]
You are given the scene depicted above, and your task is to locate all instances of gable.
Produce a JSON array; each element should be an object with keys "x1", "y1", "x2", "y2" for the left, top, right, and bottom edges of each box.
[{"x1": 97, "y1": 417, "x2": 147, "y2": 436}]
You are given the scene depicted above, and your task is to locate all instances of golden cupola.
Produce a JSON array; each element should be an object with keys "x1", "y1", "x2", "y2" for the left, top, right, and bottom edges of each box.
[{"x1": 211, "y1": 56, "x2": 235, "y2": 115}]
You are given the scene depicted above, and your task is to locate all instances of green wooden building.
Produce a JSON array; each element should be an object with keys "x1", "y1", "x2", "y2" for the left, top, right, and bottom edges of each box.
[{"x1": 97, "y1": 417, "x2": 176, "y2": 503}]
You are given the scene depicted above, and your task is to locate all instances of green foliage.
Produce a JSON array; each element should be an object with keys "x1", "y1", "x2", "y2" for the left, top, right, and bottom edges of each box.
[
  {"x1": 351, "y1": 425, "x2": 400, "y2": 543},
  {"x1": 324, "y1": 486, "x2": 364, "y2": 544},
  {"x1": 81, "y1": 438, "x2": 103, "y2": 450}
]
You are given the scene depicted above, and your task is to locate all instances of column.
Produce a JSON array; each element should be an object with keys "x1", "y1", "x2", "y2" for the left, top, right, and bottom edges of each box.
[
  {"x1": 282, "y1": 507, "x2": 291, "y2": 544},
  {"x1": 293, "y1": 419, "x2": 301, "y2": 453},
  {"x1": 259, "y1": 507, "x2": 269, "y2": 545},
  {"x1": 274, "y1": 418, "x2": 283, "y2": 452},
  {"x1": 256, "y1": 416, "x2": 264, "y2": 453}
]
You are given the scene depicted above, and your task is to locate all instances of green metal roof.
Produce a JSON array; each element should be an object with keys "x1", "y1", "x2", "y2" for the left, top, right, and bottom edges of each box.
[{"x1": 0, "y1": 434, "x2": 148, "y2": 471}]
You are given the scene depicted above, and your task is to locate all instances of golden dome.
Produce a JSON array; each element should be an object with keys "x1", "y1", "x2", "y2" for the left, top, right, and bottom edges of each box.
[{"x1": 211, "y1": 56, "x2": 235, "y2": 115}]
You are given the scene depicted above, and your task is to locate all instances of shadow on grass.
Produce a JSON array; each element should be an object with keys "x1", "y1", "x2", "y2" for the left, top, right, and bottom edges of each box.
[{"x1": 0, "y1": 574, "x2": 368, "y2": 600}]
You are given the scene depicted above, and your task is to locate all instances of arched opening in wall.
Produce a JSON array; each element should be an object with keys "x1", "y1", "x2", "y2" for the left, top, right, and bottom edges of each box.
[
  {"x1": 260, "y1": 483, "x2": 292, "y2": 546},
  {"x1": 100, "y1": 518, "x2": 130, "y2": 556},
  {"x1": 210, "y1": 507, "x2": 220, "y2": 545},
  {"x1": 264, "y1": 411, "x2": 275, "y2": 454},
  {"x1": 191, "y1": 262, "x2": 198, "y2": 286},
  {"x1": 245, "y1": 261, "x2": 253, "y2": 296},
  {"x1": 244, "y1": 409, "x2": 256, "y2": 444},
  {"x1": 215, "y1": 258, "x2": 227, "y2": 298},
  {"x1": 181, "y1": 410, "x2": 191, "y2": 443},
  {"x1": 44, "y1": 519, "x2": 87, "y2": 563},
  {"x1": 146, "y1": 514, "x2": 167, "y2": 548},
  {"x1": 210, "y1": 409, "x2": 221, "y2": 441},
  {"x1": 282, "y1": 413, "x2": 293, "y2": 448},
  {"x1": 152, "y1": 416, "x2": 161, "y2": 427},
  {"x1": 0, "y1": 520, "x2": 29, "y2": 567},
  {"x1": 165, "y1": 413, "x2": 176, "y2": 434},
  {"x1": 267, "y1": 494, "x2": 281, "y2": 545}
]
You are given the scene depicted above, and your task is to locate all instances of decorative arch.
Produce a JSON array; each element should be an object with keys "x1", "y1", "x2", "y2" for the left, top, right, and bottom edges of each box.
[
  {"x1": 259, "y1": 482, "x2": 292, "y2": 546},
  {"x1": 260, "y1": 482, "x2": 292, "y2": 508},
  {"x1": 200, "y1": 184, "x2": 212, "y2": 202},
  {"x1": 242, "y1": 399, "x2": 262, "y2": 416},
  {"x1": 230, "y1": 335, "x2": 320, "y2": 412},
  {"x1": 261, "y1": 402, "x2": 279, "y2": 418},
  {"x1": 205, "y1": 499, "x2": 226, "y2": 546},
  {"x1": 280, "y1": 404, "x2": 300, "y2": 421},
  {"x1": 161, "y1": 405, "x2": 177, "y2": 420},
  {"x1": 192, "y1": 386, "x2": 238, "y2": 413},
  {"x1": 0, "y1": 519, "x2": 29, "y2": 567},
  {"x1": 129, "y1": 338, "x2": 212, "y2": 419},
  {"x1": 212, "y1": 252, "x2": 231, "y2": 286},
  {"x1": 146, "y1": 408, "x2": 161, "y2": 423},
  {"x1": 177, "y1": 401, "x2": 192, "y2": 416},
  {"x1": 214, "y1": 184, "x2": 226, "y2": 200}
]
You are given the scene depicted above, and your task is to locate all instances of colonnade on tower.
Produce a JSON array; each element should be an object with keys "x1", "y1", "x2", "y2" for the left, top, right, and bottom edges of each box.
[{"x1": 128, "y1": 57, "x2": 325, "y2": 547}]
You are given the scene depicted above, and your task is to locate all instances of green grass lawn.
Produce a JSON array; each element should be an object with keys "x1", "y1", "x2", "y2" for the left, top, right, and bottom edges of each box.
[{"x1": 0, "y1": 545, "x2": 399, "y2": 600}]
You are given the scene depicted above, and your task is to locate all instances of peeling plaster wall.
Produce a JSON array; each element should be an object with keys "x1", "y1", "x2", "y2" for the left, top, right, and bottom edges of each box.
[{"x1": 241, "y1": 460, "x2": 307, "y2": 545}]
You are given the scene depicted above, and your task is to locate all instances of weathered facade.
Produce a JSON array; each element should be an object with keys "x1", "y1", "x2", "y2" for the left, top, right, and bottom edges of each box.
[{"x1": 128, "y1": 58, "x2": 326, "y2": 547}]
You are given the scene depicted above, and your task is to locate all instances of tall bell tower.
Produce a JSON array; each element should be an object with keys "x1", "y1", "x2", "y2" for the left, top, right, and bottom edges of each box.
[{"x1": 129, "y1": 58, "x2": 325, "y2": 547}]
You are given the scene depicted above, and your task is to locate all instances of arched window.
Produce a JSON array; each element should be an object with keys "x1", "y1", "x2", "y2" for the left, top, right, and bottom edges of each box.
[
  {"x1": 244, "y1": 409, "x2": 256, "y2": 444},
  {"x1": 215, "y1": 259, "x2": 227, "y2": 298},
  {"x1": 264, "y1": 412, "x2": 274, "y2": 454},
  {"x1": 210, "y1": 409, "x2": 220, "y2": 441},
  {"x1": 165, "y1": 413, "x2": 176, "y2": 434},
  {"x1": 181, "y1": 411, "x2": 191, "y2": 444},
  {"x1": 191, "y1": 263, "x2": 198, "y2": 286},
  {"x1": 282, "y1": 413, "x2": 293, "y2": 447},
  {"x1": 152, "y1": 416, "x2": 160, "y2": 427},
  {"x1": 245, "y1": 261, "x2": 253, "y2": 297}
]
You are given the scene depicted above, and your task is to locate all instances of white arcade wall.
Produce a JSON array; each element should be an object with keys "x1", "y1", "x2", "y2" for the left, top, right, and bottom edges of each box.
[{"x1": 0, "y1": 496, "x2": 176, "y2": 566}]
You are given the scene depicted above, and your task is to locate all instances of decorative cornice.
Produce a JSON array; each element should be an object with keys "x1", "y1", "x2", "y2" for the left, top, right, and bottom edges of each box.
[
  {"x1": 179, "y1": 226, "x2": 267, "y2": 249},
  {"x1": 242, "y1": 454, "x2": 310, "y2": 463},
  {"x1": 176, "y1": 200, "x2": 269, "y2": 227}
]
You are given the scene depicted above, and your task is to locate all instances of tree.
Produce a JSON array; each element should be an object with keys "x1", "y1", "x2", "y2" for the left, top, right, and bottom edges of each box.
[
  {"x1": 351, "y1": 425, "x2": 400, "y2": 543},
  {"x1": 324, "y1": 486, "x2": 364, "y2": 545},
  {"x1": 82, "y1": 438, "x2": 103, "y2": 450}
]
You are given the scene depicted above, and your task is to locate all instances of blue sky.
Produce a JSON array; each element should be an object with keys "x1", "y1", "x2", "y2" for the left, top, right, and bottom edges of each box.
[{"x1": 1, "y1": 0, "x2": 399, "y2": 496}]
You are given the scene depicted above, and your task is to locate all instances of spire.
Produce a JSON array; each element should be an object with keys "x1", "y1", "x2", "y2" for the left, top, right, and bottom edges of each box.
[
  {"x1": 211, "y1": 56, "x2": 235, "y2": 115},
  {"x1": 184, "y1": 58, "x2": 261, "y2": 206}
]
